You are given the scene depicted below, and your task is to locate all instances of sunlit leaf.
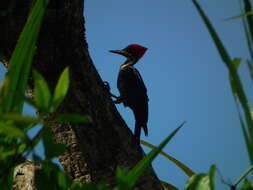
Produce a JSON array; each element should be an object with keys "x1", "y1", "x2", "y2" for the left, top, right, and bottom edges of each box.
[
  {"x1": 240, "y1": 178, "x2": 253, "y2": 190},
  {"x1": 0, "y1": 122, "x2": 25, "y2": 138},
  {"x1": 185, "y1": 165, "x2": 216, "y2": 190},
  {"x1": 0, "y1": 113, "x2": 41, "y2": 126},
  {"x1": 51, "y1": 67, "x2": 70, "y2": 111},
  {"x1": 33, "y1": 70, "x2": 52, "y2": 112},
  {"x1": 0, "y1": 0, "x2": 49, "y2": 113}
]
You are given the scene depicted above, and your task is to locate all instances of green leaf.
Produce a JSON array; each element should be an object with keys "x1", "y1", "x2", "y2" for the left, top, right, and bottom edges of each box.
[
  {"x1": 185, "y1": 165, "x2": 216, "y2": 190},
  {"x1": 55, "y1": 114, "x2": 92, "y2": 124},
  {"x1": 17, "y1": 143, "x2": 27, "y2": 154},
  {"x1": 115, "y1": 166, "x2": 128, "y2": 190},
  {"x1": 0, "y1": 0, "x2": 49, "y2": 113},
  {"x1": 239, "y1": 1, "x2": 253, "y2": 61},
  {"x1": 231, "y1": 58, "x2": 242, "y2": 70},
  {"x1": 192, "y1": 0, "x2": 231, "y2": 66},
  {"x1": 51, "y1": 67, "x2": 70, "y2": 111},
  {"x1": 0, "y1": 122, "x2": 25, "y2": 138},
  {"x1": 33, "y1": 70, "x2": 52, "y2": 112},
  {"x1": 242, "y1": 0, "x2": 253, "y2": 59},
  {"x1": 42, "y1": 128, "x2": 66, "y2": 159},
  {"x1": 246, "y1": 60, "x2": 253, "y2": 83},
  {"x1": 0, "y1": 113, "x2": 41, "y2": 126},
  {"x1": 57, "y1": 171, "x2": 72, "y2": 189},
  {"x1": 229, "y1": 58, "x2": 242, "y2": 94},
  {"x1": 240, "y1": 179, "x2": 253, "y2": 190},
  {"x1": 141, "y1": 140, "x2": 194, "y2": 177},
  {"x1": 233, "y1": 165, "x2": 253, "y2": 188},
  {"x1": 0, "y1": 149, "x2": 16, "y2": 160},
  {"x1": 234, "y1": 95, "x2": 253, "y2": 163},
  {"x1": 70, "y1": 181, "x2": 82, "y2": 190},
  {"x1": 118, "y1": 122, "x2": 185, "y2": 190},
  {"x1": 37, "y1": 160, "x2": 61, "y2": 190}
]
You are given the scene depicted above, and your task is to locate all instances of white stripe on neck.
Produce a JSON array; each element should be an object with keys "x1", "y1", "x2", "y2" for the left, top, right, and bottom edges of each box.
[{"x1": 120, "y1": 60, "x2": 135, "y2": 70}]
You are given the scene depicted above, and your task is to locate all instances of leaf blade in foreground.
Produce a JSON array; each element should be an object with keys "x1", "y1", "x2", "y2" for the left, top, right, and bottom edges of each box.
[
  {"x1": 120, "y1": 122, "x2": 185, "y2": 190},
  {"x1": 141, "y1": 140, "x2": 194, "y2": 177}
]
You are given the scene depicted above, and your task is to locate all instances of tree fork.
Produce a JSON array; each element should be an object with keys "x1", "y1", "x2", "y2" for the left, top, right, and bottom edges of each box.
[{"x1": 0, "y1": 0, "x2": 163, "y2": 189}]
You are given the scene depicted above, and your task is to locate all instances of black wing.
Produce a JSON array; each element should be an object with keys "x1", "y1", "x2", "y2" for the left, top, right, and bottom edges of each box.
[{"x1": 117, "y1": 67, "x2": 148, "y2": 107}]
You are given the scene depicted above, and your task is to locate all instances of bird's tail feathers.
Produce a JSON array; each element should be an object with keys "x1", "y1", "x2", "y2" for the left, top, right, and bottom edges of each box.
[{"x1": 143, "y1": 124, "x2": 148, "y2": 136}]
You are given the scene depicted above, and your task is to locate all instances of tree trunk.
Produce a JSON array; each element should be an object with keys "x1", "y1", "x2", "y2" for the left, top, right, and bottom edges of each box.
[{"x1": 0, "y1": 0, "x2": 163, "y2": 189}]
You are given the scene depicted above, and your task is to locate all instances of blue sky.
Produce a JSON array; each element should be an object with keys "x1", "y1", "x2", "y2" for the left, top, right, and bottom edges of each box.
[
  {"x1": 85, "y1": 0, "x2": 252, "y2": 189},
  {"x1": 0, "y1": 0, "x2": 251, "y2": 189}
]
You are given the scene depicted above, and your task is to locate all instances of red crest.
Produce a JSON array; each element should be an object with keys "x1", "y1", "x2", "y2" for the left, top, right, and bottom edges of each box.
[{"x1": 125, "y1": 44, "x2": 148, "y2": 62}]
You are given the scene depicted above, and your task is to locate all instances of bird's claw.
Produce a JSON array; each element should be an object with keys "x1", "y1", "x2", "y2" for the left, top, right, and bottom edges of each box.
[
  {"x1": 113, "y1": 96, "x2": 123, "y2": 104},
  {"x1": 103, "y1": 81, "x2": 111, "y2": 91}
]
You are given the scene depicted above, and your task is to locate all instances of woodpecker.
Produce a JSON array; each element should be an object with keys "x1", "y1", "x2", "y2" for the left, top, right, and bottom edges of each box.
[{"x1": 109, "y1": 44, "x2": 149, "y2": 144}]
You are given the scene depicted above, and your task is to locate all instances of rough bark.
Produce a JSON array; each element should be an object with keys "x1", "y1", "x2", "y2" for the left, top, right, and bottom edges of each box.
[
  {"x1": 13, "y1": 161, "x2": 41, "y2": 190},
  {"x1": 0, "y1": 0, "x2": 164, "y2": 189}
]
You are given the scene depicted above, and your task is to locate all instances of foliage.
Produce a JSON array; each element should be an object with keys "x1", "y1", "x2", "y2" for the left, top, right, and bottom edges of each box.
[
  {"x1": 0, "y1": 0, "x2": 89, "y2": 189},
  {"x1": 192, "y1": 0, "x2": 253, "y2": 189},
  {"x1": 185, "y1": 165, "x2": 216, "y2": 190}
]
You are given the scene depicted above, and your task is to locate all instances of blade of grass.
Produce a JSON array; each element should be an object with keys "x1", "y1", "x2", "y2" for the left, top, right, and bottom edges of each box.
[
  {"x1": 0, "y1": 0, "x2": 49, "y2": 113},
  {"x1": 124, "y1": 122, "x2": 185, "y2": 189},
  {"x1": 243, "y1": 0, "x2": 253, "y2": 51},
  {"x1": 224, "y1": 11, "x2": 253, "y2": 21},
  {"x1": 246, "y1": 59, "x2": 253, "y2": 83},
  {"x1": 239, "y1": 0, "x2": 253, "y2": 63},
  {"x1": 232, "y1": 94, "x2": 253, "y2": 163},
  {"x1": 160, "y1": 180, "x2": 179, "y2": 190},
  {"x1": 141, "y1": 140, "x2": 194, "y2": 177},
  {"x1": 233, "y1": 165, "x2": 253, "y2": 188},
  {"x1": 193, "y1": 0, "x2": 253, "y2": 163},
  {"x1": 229, "y1": 58, "x2": 253, "y2": 163},
  {"x1": 232, "y1": 79, "x2": 253, "y2": 163}
]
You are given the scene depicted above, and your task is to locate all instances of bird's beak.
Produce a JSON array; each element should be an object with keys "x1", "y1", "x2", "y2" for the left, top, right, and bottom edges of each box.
[{"x1": 109, "y1": 50, "x2": 130, "y2": 57}]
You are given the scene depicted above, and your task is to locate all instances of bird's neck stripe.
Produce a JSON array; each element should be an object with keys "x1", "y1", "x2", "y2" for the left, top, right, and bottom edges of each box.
[{"x1": 121, "y1": 60, "x2": 135, "y2": 70}]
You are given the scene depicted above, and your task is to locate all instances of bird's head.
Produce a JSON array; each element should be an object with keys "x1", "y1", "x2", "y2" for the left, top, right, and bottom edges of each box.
[{"x1": 109, "y1": 44, "x2": 148, "y2": 63}]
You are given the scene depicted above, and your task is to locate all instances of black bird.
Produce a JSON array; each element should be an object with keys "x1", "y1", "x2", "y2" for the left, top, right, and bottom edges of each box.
[{"x1": 109, "y1": 44, "x2": 149, "y2": 144}]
